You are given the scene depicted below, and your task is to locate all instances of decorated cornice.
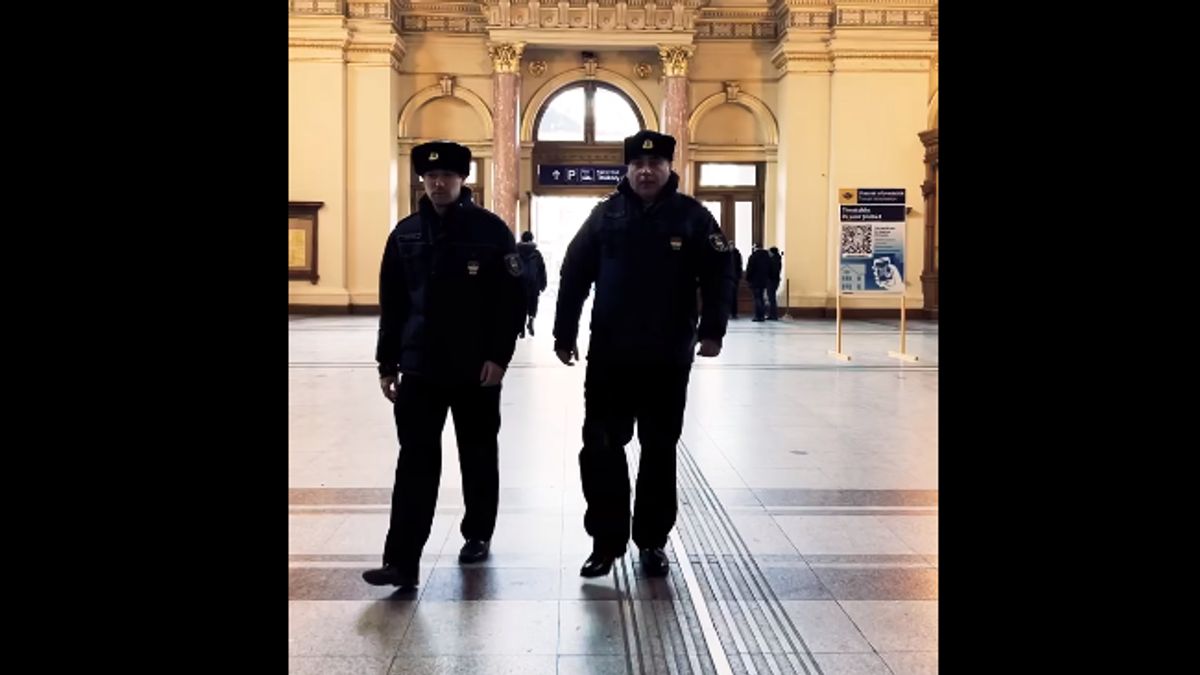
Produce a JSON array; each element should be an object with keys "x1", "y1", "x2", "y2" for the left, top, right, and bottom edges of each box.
[
  {"x1": 289, "y1": 1, "x2": 936, "y2": 44},
  {"x1": 478, "y1": 0, "x2": 705, "y2": 32}
]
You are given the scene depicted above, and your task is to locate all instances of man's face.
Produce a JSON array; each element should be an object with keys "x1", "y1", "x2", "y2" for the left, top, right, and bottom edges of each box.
[
  {"x1": 423, "y1": 170, "x2": 464, "y2": 207},
  {"x1": 627, "y1": 156, "x2": 671, "y2": 201}
]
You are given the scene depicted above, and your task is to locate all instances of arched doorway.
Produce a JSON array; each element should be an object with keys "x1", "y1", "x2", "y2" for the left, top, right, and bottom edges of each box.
[
  {"x1": 687, "y1": 87, "x2": 780, "y2": 316},
  {"x1": 396, "y1": 83, "x2": 494, "y2": 217}
]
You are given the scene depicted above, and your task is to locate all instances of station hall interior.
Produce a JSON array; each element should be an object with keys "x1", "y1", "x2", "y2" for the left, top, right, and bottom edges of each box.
[{"x1": 290, "y1": 2, "x2": 938, "y2": 674}]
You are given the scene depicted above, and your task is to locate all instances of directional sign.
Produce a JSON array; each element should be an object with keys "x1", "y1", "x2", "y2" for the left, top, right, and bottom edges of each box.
[{"x1": 538, "y1": 165, "x2": 626, "y2": 186}]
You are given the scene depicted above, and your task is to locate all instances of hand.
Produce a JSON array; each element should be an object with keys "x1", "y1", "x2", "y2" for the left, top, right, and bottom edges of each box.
[
  {"x1": 555, "y1": 343, "x2": 579, "y2": 366},
  {"x1": 379, "y1": 375, "x2": 398, "y2": 402},
  {"x1": 697, "y1": 339, "x2": 721, "y2": 358},
  {"x1": 480, "y1": 360, "x2": 506, "y2": 386}
]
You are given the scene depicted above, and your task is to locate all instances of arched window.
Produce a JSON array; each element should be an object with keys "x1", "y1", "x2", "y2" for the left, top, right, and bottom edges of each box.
[{"x1": 535, "y1": 82, "x2": 642, "y2": 143}]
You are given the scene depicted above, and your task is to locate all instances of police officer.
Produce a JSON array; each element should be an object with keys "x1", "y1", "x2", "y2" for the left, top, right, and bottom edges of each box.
[
  {"x1": 363, "y1": 140, "x2": 526, "y2": 589},
  {"x1": 553, "y1": 130, "x2": 734, "y2": 578}
]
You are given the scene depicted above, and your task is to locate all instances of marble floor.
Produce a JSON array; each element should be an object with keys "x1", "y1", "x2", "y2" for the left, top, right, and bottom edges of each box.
[{"x1": 289, "y1": 309, "x2": 937, "y2": 675}]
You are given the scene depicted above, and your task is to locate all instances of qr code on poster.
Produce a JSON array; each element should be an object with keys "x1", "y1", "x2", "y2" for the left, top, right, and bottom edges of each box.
[{"x1": 841, "y1": 225, "x2": 873, "y2": 257}]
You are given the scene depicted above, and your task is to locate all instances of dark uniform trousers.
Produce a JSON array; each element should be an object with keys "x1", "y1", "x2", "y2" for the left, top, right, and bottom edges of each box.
[
  {"x1": 579, "y1": 360, "x2": 692, "y2": 556},
  {"x1": 383, "y1": 373, "x2": 501, "y2": 567}
]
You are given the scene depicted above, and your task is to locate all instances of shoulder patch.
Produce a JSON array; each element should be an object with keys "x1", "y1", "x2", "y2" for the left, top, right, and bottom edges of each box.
[
  {"x1": 708, "y1": 232, "x2": 730, "y2": 253},
  {"x1": 505, "y1": 253, "x2": 523, "y2": 277}
]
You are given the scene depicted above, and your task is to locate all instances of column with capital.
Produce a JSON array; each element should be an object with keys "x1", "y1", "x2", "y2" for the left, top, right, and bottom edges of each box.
[
  {"x1": 658, "y1": 44, "x2": 694, "y2": 192},
  {"x1": 488, "y1": 41, "x2": 524, "y2": 231}
]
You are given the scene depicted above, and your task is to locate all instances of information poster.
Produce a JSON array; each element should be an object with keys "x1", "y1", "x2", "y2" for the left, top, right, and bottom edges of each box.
[{"x1": 837, "y1": 188, "x2": 906, "y2": 294}]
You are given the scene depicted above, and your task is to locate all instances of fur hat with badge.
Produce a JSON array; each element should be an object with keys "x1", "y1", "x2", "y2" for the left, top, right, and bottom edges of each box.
[
  {"x1": 623, "y1": 131, "x2": 676, "y2": 165},
  {"x1": 412, "y1": 140, "x2": 471, "y2": 176}
]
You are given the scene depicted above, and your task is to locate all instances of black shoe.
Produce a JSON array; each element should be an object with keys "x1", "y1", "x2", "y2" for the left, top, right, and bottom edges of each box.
[
  {"x1": 362, "y1": 564, "x2": 419, "y2": 589},
  {"x1": 458, "y1": 539, "x2": 490, "y2": 564},
  {"x1": 527, "y1": 318, "x2": 535, "y2": 336},
  {"x1": 640, "y1": 548, "x2": 669, "y2": 577},
  {"x1": 580, "y1": 552, "x2": 616, "y2": 578}
]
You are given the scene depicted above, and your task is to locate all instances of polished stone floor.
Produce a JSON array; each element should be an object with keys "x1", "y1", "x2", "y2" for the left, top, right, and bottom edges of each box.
[{"x1": 289, "y1": 309, "x2": 937, "y2": 675}]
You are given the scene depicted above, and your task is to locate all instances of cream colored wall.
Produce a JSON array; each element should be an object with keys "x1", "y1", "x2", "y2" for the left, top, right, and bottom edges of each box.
[
  {"x1": 928, "y1": 52, "x2": 938, "y2": 128},
  {"x1": 774, "y1": 65, "x2": 831, "y2": 309},
  {"x1": 409, "y1": 97, "x2": 488, "y2": 138},
  {"x1": 688, "y1": 41, "x2": 780, "y2": 288},
  {"x1": 289, "y1": 13, "x2": 408, "y2": 308},
  {"x1": 396, "y1": 34, "x2": 495, "y2": 220},
  {"x1": 289, "y1": 15, "x2": 934, "y2": 312},
  {"x1": 694, "y1": 105, "x2": 764, "y2": 145},
  {"x1": 403, "y1": 34, "x2": 493, "y2": 75},
  {"x1": 684, "y1": 30, "x2": 934, "y2": 311},
  {"x1": 345, "y1": 62, "x2": 399, "y2": 307},
  {"x1": 827, "y1": 66, "x2": 930, "y2": 309},
  {"x1": 288, "y1": 33, "x2": 497, "y2": 307},
  {"x1": 289, "y1": 58, "x2": 349, "y2": 306},
  {"x1": 691, "y1": 41, "x2": 778, "y2": 82},
  {"x1": 390, "y1": 69, "x2": 403, "y2": 233}
]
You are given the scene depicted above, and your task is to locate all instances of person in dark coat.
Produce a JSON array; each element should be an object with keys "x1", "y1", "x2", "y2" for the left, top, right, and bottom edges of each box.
[
  {"x1": 364, "y1": 140, "x2": 526, "y2": 590},
  {"x1": 767, "y1": 246, "x2": 783, "y2": 320},
  {"x1": 553, "y1": 130, "x2": 734, "y2": 579},
  {"x1": 744, "y1": 243, "x2": 771, "y2": 322},
  {"x1": 729, "y1": 245, "x2": 744, "y2": 319},
  {"x1": 517, "y1": 230, "x2": 548, "y2": 337}
]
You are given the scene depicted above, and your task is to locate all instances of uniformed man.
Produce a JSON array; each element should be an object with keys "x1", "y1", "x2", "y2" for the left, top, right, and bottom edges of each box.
[
  {"x1": 553, "y1": 130, "x2": 735, "y2": 579},
  {"x1": 363, "y1": 140, "x2": 526, "y2": 590}
]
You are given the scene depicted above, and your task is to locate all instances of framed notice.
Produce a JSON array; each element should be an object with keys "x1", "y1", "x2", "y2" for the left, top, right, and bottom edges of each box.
[
  {"x1": 288, "y1": 201, "x2": 323, "y2": 283},
  {"x1": 836, "y1": 188, "x2": 906, "y2": 294}
]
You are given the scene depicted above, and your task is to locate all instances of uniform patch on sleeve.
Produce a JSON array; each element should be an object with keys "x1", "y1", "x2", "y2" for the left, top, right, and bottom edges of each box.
[
  {"x1": 505, "y1": 253, "x2": 523, "y2": 277},
  {"x1": 708, "y1": 232, "x2": 730, "y2": 252}
]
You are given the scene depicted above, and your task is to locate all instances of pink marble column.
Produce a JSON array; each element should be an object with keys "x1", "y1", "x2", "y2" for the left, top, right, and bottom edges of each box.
[
  {"x1": 489, "y1": 42, "x2": 524, "y2": 231},
  {"x1": 659, "y1": 45, "x2": 694, "y2": 192}
]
